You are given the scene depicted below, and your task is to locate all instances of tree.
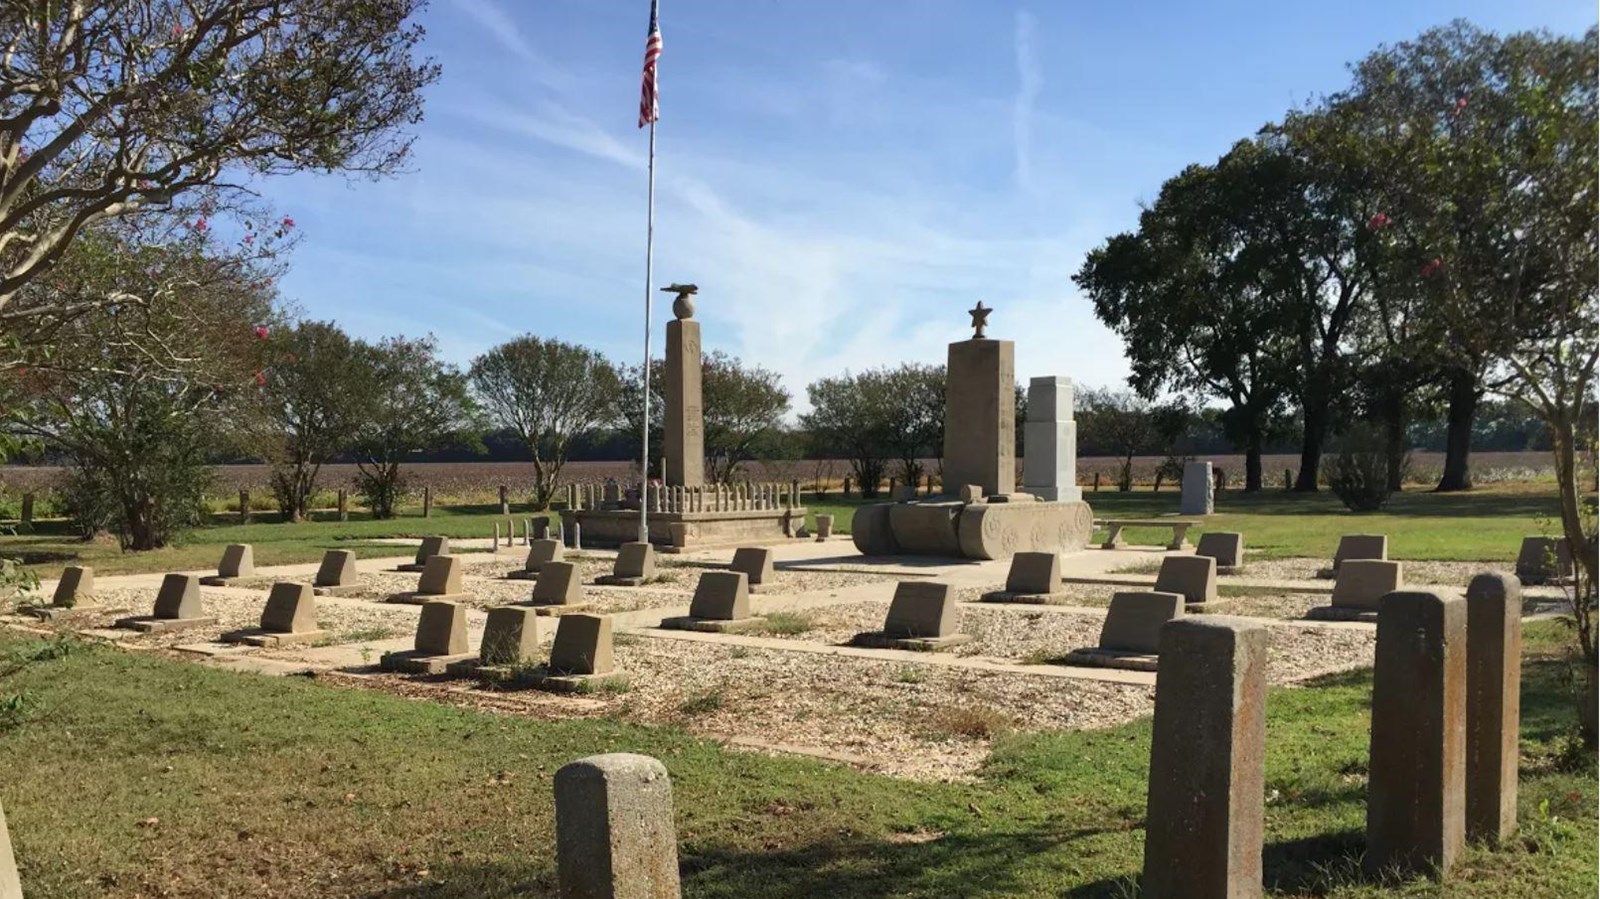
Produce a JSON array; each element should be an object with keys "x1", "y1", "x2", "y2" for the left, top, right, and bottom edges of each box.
[
  {"x1": 2, "y1": 220, "x2": 274, "y2": 549},
  {"x1": 0, "y1": 0, "x2": 438, "y2": 312},
  {"x1": 249, "y1": 320, "x2": 367, "y2": 521},
  {"x1": 801, "y1": 370, "x2": 897, "y2": 498},
  {"x1": 348, "y1": 336, "x2": 474, "y2": 519},
  {"x1": 1076, "y1": 389, "x2": 1156, "y2": 491},
  {"x1": 470, "y1": 336, "x2": 620, "y2": 509},
  {"x1": 617, "y1": 351, "x2": 792, "y2": 485},
  {"x1": 1076, "y1": 140, "x2": 1301, "y2": 491}
]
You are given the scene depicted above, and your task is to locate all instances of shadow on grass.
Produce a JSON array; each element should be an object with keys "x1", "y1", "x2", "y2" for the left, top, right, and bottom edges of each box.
[{"x1": 1086, "y1": 488, "x2": 1558, "y2": 520}]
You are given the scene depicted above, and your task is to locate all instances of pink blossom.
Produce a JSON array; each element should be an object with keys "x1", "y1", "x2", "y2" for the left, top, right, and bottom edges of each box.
[
  {"x1": 171, "y1": 23, "x2": 184, "y2": 39},
  {"x1": 242, "y1": 234, "x2": 254, "y2": 246},
  {"x1": 192, "y1": 216, "x2": 208, "y2": 233},
  {"x1": 1420, "y1": 257, "x2": 1443, "y2": 278},
  {"x1": 254, "y1": 371, "x2": 267, "y2": 387},
  {"x1": 254, "y1": 325, "x2": 270, "y2": 340},
  {"x1": 1366, "y1": 212, "x2": 1391, "y2": 231},
  {"x1": 280, "y1": 216, "x2": 295, "y2": 230}
]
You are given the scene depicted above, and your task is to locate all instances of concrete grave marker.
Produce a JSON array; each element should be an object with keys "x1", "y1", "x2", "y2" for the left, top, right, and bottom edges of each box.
[
  {"x1": 27, "y1": 565, "x2": 105, "y2": 620},
  {"x1": 507, "y1": 538, "x2": 564, "y2": 580},
  {"x1": 1194, "y1": 532, "x2": 1244, "y2": 572},
  {"x1": 1154, "y1": 554, "x2": 1217, "y2": 605},
  {"x1": 1319, "y1": 533, "x2": 1387, "y2": 578},
  {"x1": 1022, "y1": 375, "x2": 1081, "y2": 502},
  {"x1": 814, "y1": 514, "x2": 834, "y2": 540},
  {"x1": 1514, "y1": 536, "x2": 1572, "y2": 585},
  {"x1": 529, "y1": 561, "x2": 586, "y2": 611},
  {"x1": 0, "y1": 797, "x2": 21, "y2": 899},
  {"x1": 549, "y1": 614, "x2": 615, "y2": 676},
  {"x1": 199, "y1": 543, "x2": 254, "y2": 585},
  {"x1": 660, "y1": 572, "x2": 757, "y2": 632},
  {"x1": 381, "y1": 600, "x2": 474, "y2": 674},
  {"x1": 388, "y1": 555, "x2": 471, "y2": 605},
  {"x1": 397, "y1": 535, "x2": 449, "y2": 572},
  {"x1": 312, "y1": 550, "x2": 361, "y2": 596},
  {"x1": 1308, "y1": 560, "x2": 1403, "y2": 622},
  {"x1": 1179, "y1": 461, "x2": 1214, "y2": 516},
  {"x1": 596, "y1": 542, "x2": 657, "y2": 586},
  {"x1": 852, "y1": 581, "x2": 970, "y2": 650},
  {"x1": 114, "y1": 574, "x2": 217, "y2": 633},
  {"x1": 981, "y1": 552, "x2": 1066, "y2": 602},
  {"x1": 1142, "y1": 616, "x2": 1269, "y2": 899},
  {"x1": 554, "y1": 754, "x2": 681, "y2": 899},
  {"x1": 1465, "y1": 573, "x2": 1521, "y2": 844},
  {"x1": 1367, "y1": 590, "x2": 1467, "y2": 878},
  {"x1": 222, "y1": 582, "x2": 326, "y2": 646},
  {"x1": 473, "y1": 606, "x2": 544, "y2": 667},
  {"x1": 1062, "y1": 591, "x2": 1187, "y2": 672},
  {"x1": 729, "y1": 547, "x2": 775, "y2": 590}
]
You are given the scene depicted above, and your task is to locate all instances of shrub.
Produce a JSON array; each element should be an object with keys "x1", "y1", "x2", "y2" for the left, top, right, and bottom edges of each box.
[{"x1": 1328, "y1": 424, "x2": 1407, "y2": 512}]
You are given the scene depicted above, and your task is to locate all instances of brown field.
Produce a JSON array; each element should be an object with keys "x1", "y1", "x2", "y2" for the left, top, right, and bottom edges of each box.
[{"x1": 0, "y1": 450, "x2": 1555, "y2": 499}]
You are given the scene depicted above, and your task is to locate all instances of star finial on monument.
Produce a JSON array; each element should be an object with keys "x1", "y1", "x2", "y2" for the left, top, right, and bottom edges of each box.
[{"x1": 968, "y1": 301, "x2": 992, "y2": 339}]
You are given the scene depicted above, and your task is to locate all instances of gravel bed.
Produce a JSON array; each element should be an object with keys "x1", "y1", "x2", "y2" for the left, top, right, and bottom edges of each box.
[
  {"x1": 350, "y1": 638, "x2": 1158, "y2": 782},
  {"x1": 1199, "y1": 593, "x2": 1331, "y2": 620},
  {"x1": 1238, "y1": 556, "x2": 1520, "y2": 587}
]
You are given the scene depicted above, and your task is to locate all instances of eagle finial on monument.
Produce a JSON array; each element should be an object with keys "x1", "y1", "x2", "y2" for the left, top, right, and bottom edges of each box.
[
  {"x1": 968, "y1": 300, "x2": 992, "y2": 339},
  {"x1": 662, "y1": 283, "x2": 698, "y2": 319}
]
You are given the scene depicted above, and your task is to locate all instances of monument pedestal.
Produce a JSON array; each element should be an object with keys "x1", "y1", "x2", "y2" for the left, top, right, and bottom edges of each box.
[
  {"x1": 850, "y1": 496, "x2": 1093, "y2": 560},
  {"x1": 563, "y1": 506, "x2": 806, "y2": 553}
]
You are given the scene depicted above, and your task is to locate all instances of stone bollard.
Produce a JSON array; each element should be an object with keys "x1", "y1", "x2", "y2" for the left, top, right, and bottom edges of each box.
[
  {"x1": 554, "y1": 753, "x2": 681, "y2": 899},
  {"x1": 493, "y1": 522, "x2": 501, "y2": 547},
  {"x1": 423, "y1": 486, "x2": 433, "y2": 518},
  {"x1": 523, "y1": 518, "x2": 533, "y2": 546},
  {"x1": 815, "y1": 514, "x2": 834, "y2": 541},
  {"x1": 572, "y1": 522, "x2": 582, "y2": 550},
  {"x1": 337, "y1": 488, "x2": 349, "y2": 522},
  {"x1": 0, "y1": 796, "x2": 21, "y2": 899},
  {"x1": 239, "y1": 490, "x2": 252, "y2": 524},
  {"x1": 533, "y1": 518, "x2": 551, "y2": 540},
  {"x1": 19, "y1": 493, "x2": 32, "y2": 526},
  {"x1": 1466, "y1": 573, "x2": 1522, "y2": 844},
  {"x1": 1367, "y1": 590, "x2": 1467, "y2": 877},
  {"x1": 1142, "y1": 616, "x2": 1269, "y2": 899},
  {"x1": 1283, "y1": 469, "x2": 1292, "y2": 491},
  {"x1": 843, "y1": 476, "x2": 852, "y2": 497},
  {"x1": 1092, "y1": 471, "x2": 1100, "y2": 492},
  {"x1": 499, "y1": 484, "x2": 510, "y2": 516}
]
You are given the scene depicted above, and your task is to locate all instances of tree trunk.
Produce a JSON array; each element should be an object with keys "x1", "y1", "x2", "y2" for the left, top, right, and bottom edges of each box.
[
  {"x1": 1378, "y1": 388, "x2": 1407, "y2": 492},
  {"x1": 1244, "y1": 427, "x2": 1263, "y2": 492},
  {"x1": 1294, "y1": 400, "x2": 1329, "y2": 491},
  {"x1": 1436, "y1": 370, "x2": 1479, "y2": 492}
]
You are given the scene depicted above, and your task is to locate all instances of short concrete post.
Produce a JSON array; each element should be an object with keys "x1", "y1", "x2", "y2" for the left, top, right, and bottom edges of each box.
[
  {"x1": 0, "y1": 797, "x2": 22, "y2": 899},
  {"x1": 499, "y1": 484, "x2": 510, "y2": 516},
  {"x1": 493, "y1": 522, "x2": 502, "y2": 546},
  {"x1": 1142, "y1": 616, "x2": 1269, "y2": 899},
  {"x1": 18, "y1": 493, "x2": 32, "y2": 525},
  {"x1": 1466, "y1": 573, "x2": 1521, "y2": 844},
  {"x1": 1092, "y1": 471, "x2": 1100, "y2": 492},
  {"x1": 555, "y1": 753, "x2": 681, "y2": 899},
  {"x1": 572, "y1": 522, "x2": 582, "y2": 550},
  {"x1": 1283, "y1": 469, "x2": 1292, "y2": 491},
  {"x1": 1367, "y1": 590, "x2": 1467, "y2": 877},
  {"x1": 337, "y1": 488, "x2": 348, "y2": 522},
  {"x1": 533, "y1": 517, "x2": 550, "y2": 540},
  {"x1": 843, "y1": 476, "x2": 852, "y2": 497},
  {"x1": 239, "y1": 490, "x2": 251, "y2": 523},
  {"x1": 422, "y1": 486, "x2": 433, "y2": 518},
  {"x1": 523, "y1": 518, "x2": 532, "y2": 546}
]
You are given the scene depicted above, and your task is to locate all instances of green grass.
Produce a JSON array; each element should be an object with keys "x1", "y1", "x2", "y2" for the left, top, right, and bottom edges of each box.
[
  {"x1": 811, "y1": 482, "x2": 1568, "y2": 563},
  {"x1": 0, "y1": 622, "x2": 1592, "y2": 898}
]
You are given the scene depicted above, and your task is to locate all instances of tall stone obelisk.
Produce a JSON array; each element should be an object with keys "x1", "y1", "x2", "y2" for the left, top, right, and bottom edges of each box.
[
  {"x1": 664, "y1": 288, "x2": 704, "y2": 487},
  {"x1": 942, "y1": 301, "x2": 1015, "y2": 497}
]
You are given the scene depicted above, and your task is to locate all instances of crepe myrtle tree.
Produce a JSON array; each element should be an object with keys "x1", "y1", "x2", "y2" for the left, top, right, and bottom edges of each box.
[
  {"x1": 0, "y1": 0, "x2": 438, "y2": 313},
  {"x1": 470, "y1": 336, "x2": 621, "y2": 510}
]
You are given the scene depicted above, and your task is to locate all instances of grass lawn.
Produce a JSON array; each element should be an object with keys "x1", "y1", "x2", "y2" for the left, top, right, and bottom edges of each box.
[
  {"x1": 0, "y1": 622, "x2": 1592, "y2": 898},
  {"x1": 0, "y1": 482, "x2": 1570, "y2": 579}
]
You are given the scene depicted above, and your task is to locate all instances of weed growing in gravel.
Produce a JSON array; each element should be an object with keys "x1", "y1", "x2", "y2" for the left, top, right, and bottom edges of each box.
[
  {"x1": 330, "y1": 627, "x2": 392, "y2": 646},
  {"x1": 758, "y1": 612, "x2": 813, "y2": 636},
  {"x1": 728, "y1": 646, "x2": 750, "y2": 659},
  {"x1": 613, "y1": 633, "x2": 641, "y2": 646},
  {"x1": 926, "y1": 704, "x2": 1011, "y2": 740},
  {"x1": 575, "y1": 676, "x2": 632, "y2": 695},
  {"x1": 678, "y1": 687, "x2": 725, "y2": 716},
  {"x1": 894, "y1": 665, "x2": 925, "y2": 684}
]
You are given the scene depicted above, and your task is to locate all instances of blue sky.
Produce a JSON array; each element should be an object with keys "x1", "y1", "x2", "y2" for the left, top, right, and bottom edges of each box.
[{"x1": 263, "y1": 0, "x2": 1596, "y2": 410}]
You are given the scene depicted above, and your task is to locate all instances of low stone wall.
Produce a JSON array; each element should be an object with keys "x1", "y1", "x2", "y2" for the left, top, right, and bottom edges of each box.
[{"x1": 562, "y1": 507, "x2": 806, "y2": 552}]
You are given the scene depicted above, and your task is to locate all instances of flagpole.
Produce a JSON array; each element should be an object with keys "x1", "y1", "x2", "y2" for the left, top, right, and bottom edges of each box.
[{"x1": 639, "y1": 118, "x2": 656, "y2": 545}]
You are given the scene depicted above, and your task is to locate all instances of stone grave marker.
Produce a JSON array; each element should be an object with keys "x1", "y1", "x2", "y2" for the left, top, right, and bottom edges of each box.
[
  {"x1": 1465, "y1": 572, "x2": 1521, "y2": 844},
  {"x1": 449, "y1": 606, "x2": 545, "y2": 678},
  {"x1": 1319, "y1": 533, "x2": 1387, "y2": 578},
  {"x1": 381, "y1": 600, "x2": 474, "y2": 674},
  {"x1": 814, "y1": 514, "x2": 834, "y2": 540},
  {"x1": 1308, "y1": 560, "x2": 1403, "y2": 622},
  {"x1": 398, "y1": 535, "x2": 449, "y2": 572},
  {"x1": 660, "y1": 572, "x2": 756, "y2": 632},
  {"x1": 113, "y1": 574, "x2": 217, "y2": 633},
  {"x1": 729, "y1": 547, "x2": 775, "y2": 591},
  {"x1": 529, "y1": 561, "x2": 586, "y2": 612},
  {"x1": 1179, "y1": 461, "x2": 1214, "y2": 516},
  {"x1": 596, "y1": 542, "x2": 657, "y2": 587},
  {"x1": 545, "y1": 614, "x2": 617, "y2": 685},
  {"x1": 199, "y1": 543, "x2": 254, "y2": 585},
  {"x1": 1514, "y1": 536, "x2": 1572, "y2": 585},
  {"x1": 1194, "y1": 532, "x2": 1244, "y2": 572},
  {"x1": 508, "y1": 538, "x2": 565, "y2": 581},
  {"x1": 222, "y1": 582, "x2": 327, "y2": 646},
  {"x1": 388, "y1": 555, "x2": 471, "y2": 605},
  {"x1": 1062, "y1": 591, "x2": 1185, "y2": 671},
  {"x1": 1154, "y1": 555, "x2": 1217, "y2": 605},
  {"x1": 554, "y1": 753, "x2": 681, "y2": 899},
  {"x1": 981, "y1": 551, "x2": 1065, "y2": 602},
  {"x1": 1366, "y1": 590, "x2": 1467, "y2": 877},
  {"x1": 852, "y1": 582, "x2": 970, "y2": 650},
  {"x1": 1142, "y1": 616, "x2": 1269, "y2": 899},
  {"x1": 27, "y1": 565, "x2": 105, "y2": 621},
  {"x1": 312, "y1": 550, "x2": 361, "y2": 596}
]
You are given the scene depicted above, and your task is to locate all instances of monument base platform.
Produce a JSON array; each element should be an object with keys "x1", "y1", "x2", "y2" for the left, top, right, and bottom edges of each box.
[
  {"x1": 561, "y1": 507, "x2": 806, "y2": 552},
  {"x1": 850, "y1": 497, "x2": 1094, "y2": 561}
]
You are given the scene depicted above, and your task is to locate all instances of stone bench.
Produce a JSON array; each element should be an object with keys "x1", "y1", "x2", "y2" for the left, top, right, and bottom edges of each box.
[{"x1": 1097, "y1": 519, "x2": 1199, "y2": 551}]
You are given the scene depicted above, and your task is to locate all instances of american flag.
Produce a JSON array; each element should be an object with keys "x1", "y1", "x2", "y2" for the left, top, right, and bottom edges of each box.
[{"x1": 637, "y1": 0, "x2": 662, "y2": 128}]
